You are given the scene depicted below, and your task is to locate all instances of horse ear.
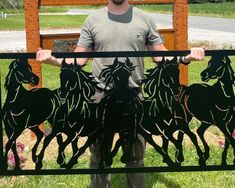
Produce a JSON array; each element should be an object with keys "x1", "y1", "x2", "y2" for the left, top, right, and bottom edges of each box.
[
  {"x1": 114, "y1": 57, "x2": 119, "y2": 65},
  {"x1": 161, "y1": 57, "x2": 165, "y2": 64},
  {"x1": 126, "y1": 57, "x2": 132, "y2": 66},
  {"x1": 73, "y1": 58, "x2": 78, "y2": 69},
  {"x1": 224, "y1": 56, "x2": 231, "y2": 64},
  {"x1": 74, "y1": 58, "x2": 77, "y2": 65},
  {"x1": 173, "y1": 56, "x2": 177, "y2": 63},
  {"x1": 62, "y1": 58, "x2": 67, "y2": 67},
  {"x1": 125, "y1": 57, "x2": 134, "y2": 71},
  {"x1": 9, "y1": 59, "x2": 18, "y2": 69}
]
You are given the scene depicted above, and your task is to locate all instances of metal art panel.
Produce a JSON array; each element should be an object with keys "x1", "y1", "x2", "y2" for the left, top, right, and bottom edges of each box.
[{"x1": 0, "y1": 50, "x2": 234, "y2": 176}]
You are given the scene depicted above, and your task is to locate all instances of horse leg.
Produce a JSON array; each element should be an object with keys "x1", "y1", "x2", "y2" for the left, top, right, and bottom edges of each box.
[
  {"x1": 176, "y1": 131, "x2": 185, "y2": 163},
  {"x1": 70, "y1": 136, "x2": 79, "y2": 164},
  {"x1": 35, "y1": 130, "x2": 58, "y2": 170},
  {"x1": 56, "y1": 133, "x2": 75, "y2": 168},
  {"x1": 196, "y1": 122, "x2": 211, "y2": 160},
  {"x1": 66, "y1": 133, "x2": 98, "y2": 169},
  {"x1": 137, "y1": 127, "x2": 175, "y2": 166},
  {"x1": 164, "y1": 127, "x2": 184, "y2": 165},
  {"x1": 120, "y1": 133, "x2": 135, "y2": 164},
  {"x1": 111, "y1": 136, "x2": 124, "y2": 158},
  {"x1": 56, "y1": 133, "x2": 64, "y2": 166},
  {"x1": 168, "y1": 131, "x2": 184, "y2": 165},
  {"x1": 98, "y1": 131, "x2": 113, "y2": 169},
  {"x1": 11, "y1": 140, "x2": 20, "y2": 171},
  {"x1": 29, "y1": 126, "x2": 44, "y2": 163},
  {"x1": 183, "y1": 126, "x2": 206, "y2": 166},
  {"x1": 220, "y1": 127, "x2": 235, "y2": 165},
  {"x1": 4, "y1": 127, "x2": 23, "y2": 170},
  {"x1": 221, "y1": 137, "x2": 230, "y2": 166},
  {"x1": 162, "y1": 135, "x2": 169, "y2": 153}
]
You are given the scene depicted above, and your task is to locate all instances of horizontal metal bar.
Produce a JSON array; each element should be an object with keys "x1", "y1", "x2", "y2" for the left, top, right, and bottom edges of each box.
[
  {"x1": 0, "y1": 50, "x2": 234, "y2": 60},
  {"x1": 0, "y1": 165, "x2": 234, "y2": 176}
]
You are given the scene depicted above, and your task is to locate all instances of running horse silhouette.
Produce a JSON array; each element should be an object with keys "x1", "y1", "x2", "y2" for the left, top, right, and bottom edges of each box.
[
  {"x1": 1, "y1": 58, "x2": 60, "y2": 170},
  {"x1": 97, "y1": 57, "x2": 145, "y2": 167},
  {"x1": 35, "y1": 59, "x2": 100, "y2": 170},
  {"x1": 177, "y1": 55, "x2": 235, "y2": 165},
  {"x1": 140, "y1": 57, "x2": 206, "y2": 166},
  {"x1": 97, "y1": 58, "x2": 177, "y2": 167}
]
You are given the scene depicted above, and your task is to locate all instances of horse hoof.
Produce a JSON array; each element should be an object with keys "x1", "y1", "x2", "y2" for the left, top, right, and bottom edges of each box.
[
  {"x1": 57, "y1": 159, "x2": 65, "y2": 167},
  {"x1": 66, "y1": 160, "x2": 78, "y2": 169},
  {"x1": 203, "y1": 152, "x2": 210, "y2": 161},
  {"x1": 32, "y1": 156, "x2": 37, "y2": 163},
  {"x1": 35, "y1": 162, "x2": 43, "y2": 170},
  {"x1": 14, "y1": 166, "x2": 21, "y2": 171},
  {"x1": 2, "y1": 163, "x2": 8, "y2": 170},
  {"x1": 60, "y1": 162, "x2": 67, "y2": 168},
  {"x1": 176, "y1": 154, "x2": 184, "y2": 164},
  {"x1": 65, "y1": 162, "x2": 74, "y2": 169},
  {"x1": 221, "y1": 161, "x2": 227, "y2": 166},
  {"x1": 98, "y1": 161, "x2": 105, "y2": 169},
  {"x1": 163, "y1": 158, "x2": 175, "y2": 167},
  {"x1": 198, "y1": 159, "x2": 206, "y2": 166},
  {"x1": 120, "y1": 155, "x2": 131, "y2": 164},
  {"x1": 105, "y1": 158, "x2": 113, "y2": 166},
  {"x1": 175, "y1": 160, "x2": 182, "y2": 167}
]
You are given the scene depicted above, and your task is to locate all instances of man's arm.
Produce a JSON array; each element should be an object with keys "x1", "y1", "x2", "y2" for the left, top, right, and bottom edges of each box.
[
  {"x1": 147, "y1": 43, "x2": 205, "y2": 63},
  {"x1": 36, "y1": 46, "x2": 91, "y2": 66}
]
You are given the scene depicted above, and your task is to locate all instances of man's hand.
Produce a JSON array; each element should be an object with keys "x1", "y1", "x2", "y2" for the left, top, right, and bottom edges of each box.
[
  {"x1": 184, "y1": 47, "x2": 205, "y2": 63},
  {"x1": 36, "y1": 48, "x2": 55, "y2": 63}
]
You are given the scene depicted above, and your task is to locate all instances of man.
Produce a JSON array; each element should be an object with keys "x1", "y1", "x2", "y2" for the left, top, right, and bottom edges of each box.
[{"x1": 37, "y1": 0, "x2": 205, "y2": 187}]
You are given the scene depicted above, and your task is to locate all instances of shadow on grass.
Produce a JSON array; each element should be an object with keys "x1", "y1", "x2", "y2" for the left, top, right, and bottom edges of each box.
[{"x1": 111, "y1": 172, "x2": 181, "y2": 188}]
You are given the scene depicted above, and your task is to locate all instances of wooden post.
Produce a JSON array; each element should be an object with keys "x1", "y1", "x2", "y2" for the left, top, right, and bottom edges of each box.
[
  {"x1": 24, "y1": 0, "x2": 44, "y2": 136},
  {"x1": 24, "y1": 0, "x2": 42, "y2": 89},
  {"x1": 173, "y1": 0, "x2": 189, "y2": 85}
]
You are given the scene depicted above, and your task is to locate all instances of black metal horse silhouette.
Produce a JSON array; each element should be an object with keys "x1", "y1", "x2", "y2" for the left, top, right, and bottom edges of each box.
[
  {"x1": 141, "y1": 57, "x2": 206, "y2": 166},
  {"x1": 97, "y1": 57, "x2": 145, "y2": 167},
  {"x1": 177, "y1": 55, "x2": 235, "y2": 165},
  {"x1": 1, "y1": 58, "x2": 59, "y2": 170},
  {"x1": 35, "y1": 60, "x2": 100, "y2": 169}
]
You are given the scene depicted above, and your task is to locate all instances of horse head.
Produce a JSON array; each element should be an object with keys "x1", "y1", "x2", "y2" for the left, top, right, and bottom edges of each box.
[
  {"x1": 59, "y1": 59, "x2": 97, "y2": 101},
  {"x1": 99, "y1": 57, "x2": 135, "y2": 90},
  {"x1": 144, "y1": 56, "x2": 180, "y2": 97},
  {"x1": 201, "y1": 55, "x2": 235, "y2": 85},
  {"x1": 59, "y1": 59, "x2": 78, "y2": 99},
  {"x1": 5, "y1": 58, "x2": 39, "y2": 90}
]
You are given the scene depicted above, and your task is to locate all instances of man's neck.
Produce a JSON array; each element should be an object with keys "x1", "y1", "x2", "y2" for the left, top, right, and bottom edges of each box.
[{"x1": 107, "y1": 2, "x2": 130, "y2": 15}]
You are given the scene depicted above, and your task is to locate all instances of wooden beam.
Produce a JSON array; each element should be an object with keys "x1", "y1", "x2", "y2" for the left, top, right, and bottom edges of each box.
[{"x1": 40, "y1": 0, "x2": 174, "y2": 6}]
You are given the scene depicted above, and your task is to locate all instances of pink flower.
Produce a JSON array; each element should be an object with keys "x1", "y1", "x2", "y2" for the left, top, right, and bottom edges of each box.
[
  {"x1": 8, "y1": 154, "x2": 15, "y2": 166},
  {"x1": 218, "y1": 140, "x2": 225, "y2": 148},
  {"x1": 16, "y1": 142, "x2": 25, "y2": 151},
  {"x1": 232, "y1": 131, "x2": 235, "y2": 139}
]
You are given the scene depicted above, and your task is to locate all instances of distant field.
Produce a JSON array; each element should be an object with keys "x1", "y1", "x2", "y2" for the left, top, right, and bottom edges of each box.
[{"x1": 0, "y1": 15, "x2": 87, "y2": 30}]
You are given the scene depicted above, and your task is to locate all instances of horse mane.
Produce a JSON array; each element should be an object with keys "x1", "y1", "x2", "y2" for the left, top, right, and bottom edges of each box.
[
  {"x1": 143, "y1": 66, "x2": 162, "y2": 98},
  {"x1": 224, "y1": 56, "x2": 235, "y2": 85},
  {"x1": 143, "y1": 57, "x2": 178, "y2": 98},
  {"x1": 99, "y1": 57, "x2": 135, "y2": 90},
  {"x1": 61, "y1": 58, "x2": 99, "y2": 102},
  {"x1": 77, "y1": 69, "x2": 98, "y2": 101}
]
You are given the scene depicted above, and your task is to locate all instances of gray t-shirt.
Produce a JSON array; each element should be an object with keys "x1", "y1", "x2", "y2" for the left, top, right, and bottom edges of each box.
[{"x1": 78, "y1": 6, "x2": 163, "y2": 88}]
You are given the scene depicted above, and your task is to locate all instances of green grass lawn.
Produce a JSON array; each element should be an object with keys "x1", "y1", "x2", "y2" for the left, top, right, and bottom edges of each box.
[
  {"x1": 0, "y1": 15, "x2": 87, "y2": 30},
  {"x1": 0, "y1": 145, "x2": 234, "y2": 188},
  {"x1": 137, "y1": 2, "x2": 235, "y2": 18}
]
